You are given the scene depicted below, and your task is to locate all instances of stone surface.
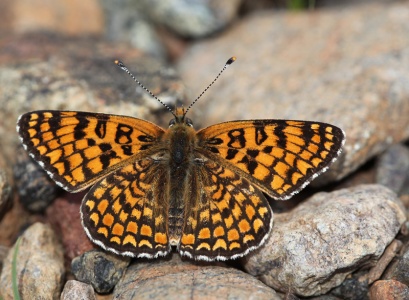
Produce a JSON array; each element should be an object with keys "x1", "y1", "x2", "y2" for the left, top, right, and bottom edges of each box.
[
  {"x1": 113, "y1": 254, "x2": 280, "y2": 300},
  {"x1": 101, "y1": 0, "x2": 166, "y2": 59},
  {"x1": 46, "y1": 194, "x2": 96, "y2": 261},
  {"x1": 369, "y1": 280, "x2": 409, "y2": 300},
  {"x1": 61, "y1": 280, "x2": 96, "y2": 300},
  {"x1": 0, "y1": 34, "x2": 184, "y2": 163},
  {"x1": 0, "y1": 168, "x2": 11, "y2": 220},
  {"x1": 0, "y1": 0, "x2": 103, "y2": 36},
  {"x1": 376, "y1": 144, "x2": 409, "y2": 195},
  {"x1": 178, "y1": 2, "x2": 409, "y2": 185},
  {"x1": 244, "y1": 184, "x2": 406, "y2": 297},
  {"x1": 329, "y1": 271, "x2": 369, "y2": 300},
  {"x1": 136, "y1": 0, "x2": 241, "y2": 38},
  {"x1": 366, "y1": 239, "x2": 403, "y2": 285},
  {"x1": 13, "y1": 144, "x2": 59, "y2": 212},
  {"x1": 72, "y1": 250, "x2": 131, "y2": 294},
  {"x1": 383, "y1": 242, "x2": 409, "y2": 286},
  {"x1": 0, "y1": 222, "x2": 65, "y2": 300},
  {"x1": 0, "y1": 193, "x2": 37, "y2": 248},
  {"x1": 0, "y1": 148, "x2": 12, "y2": 221}
]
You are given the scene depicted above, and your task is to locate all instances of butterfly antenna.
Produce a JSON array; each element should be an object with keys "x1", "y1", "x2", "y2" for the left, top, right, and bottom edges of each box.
[
  {"x1": 115, "y1": 60, "x2": 176, "y2": 117},
  {"x1": 183, "y1": 56, "x2": 236, "y2": 117}
]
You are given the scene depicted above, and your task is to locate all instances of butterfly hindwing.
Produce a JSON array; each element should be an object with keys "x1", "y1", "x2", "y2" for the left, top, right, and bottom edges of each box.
[
  {"x1": 17, "y1": 111, "x2": 164, "y2": 192},
  {"x1": 197, "y1": 120, "x2": 345, "y2": 200},
  {"x1": 81, "y1": 158, "x2": 171, "y2": 258},
  {"x1": 179, "y1": 156, "x2": 273, "y2": 261}
]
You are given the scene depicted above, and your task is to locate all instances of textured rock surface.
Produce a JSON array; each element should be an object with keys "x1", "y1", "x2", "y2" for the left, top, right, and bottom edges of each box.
[
  {"x1": 13, "y1": 145, "x2": 59, "y2": 212},
  {"x1": 178, "y1": 2, "x2": 409, "y2": 184},
  {"x1": 72, "y1": 250, "x2": 130, "y2": 294},
  {"x1": 0, "y1": 34, "x2": 184, "y2": 162},
  {"x1": 244, "y1": 184, "x2": 406, "y2": 297},
  {"x1": 61, "y1": 280, "x2": 96, "y2": 300},
  {"x1": 369, "y1": 280, "x2": 409, "y2": 300},
  {"x1": 46, "y1": 194, "x2": 96, "y2": 261},
  {"x1": 376, "y1": 144, "x2": 409, "y2": 195},
  {"x1": 114, "y1": 254, "x2": 280, "y2": 300},
  {"x1": 0, "y1": 222, "x2": 65, "y2": 300},
  {"x1": 383, "y1": 243, "x2": 409, "y2": 286}
]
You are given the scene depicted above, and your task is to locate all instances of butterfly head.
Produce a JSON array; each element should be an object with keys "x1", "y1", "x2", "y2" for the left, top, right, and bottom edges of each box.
[{"x1": 169, "y1": 107, "x2": 193, "y2": 128}]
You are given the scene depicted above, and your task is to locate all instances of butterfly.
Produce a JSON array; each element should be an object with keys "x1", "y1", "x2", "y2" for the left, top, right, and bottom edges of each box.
[{"x1": 16, "y1": 57, "x2": 345, "y2": 261}]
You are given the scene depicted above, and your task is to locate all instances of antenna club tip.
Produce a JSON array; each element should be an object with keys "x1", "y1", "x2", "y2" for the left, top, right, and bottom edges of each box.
[
  {"x1": 115, "y1": 60, "x2": 124, "y2": 67},
  {"x1": 226, "y1": 56, "x2": 236, "y2": 65}
]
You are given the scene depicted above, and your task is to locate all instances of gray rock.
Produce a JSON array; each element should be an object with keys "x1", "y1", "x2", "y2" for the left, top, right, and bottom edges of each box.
[
  {"x1": 61, "y1": 280, "x2": 96, "y2": 300},
  {"x1": 113, "y1": 254, "x2": 280, "y2": 300},
  {"x1": 101, "y1": 0, "x2": 166, "y2": 59},
  {"x1": 13, "y1": 144, "x2": 59, "y2": 212},
  {"x1": 178, "y1": 2, "x2": 409, "y2": 185},
  {"x1": 376, "y1": 144, "x2": 409, "y2": 195},
  {"x1": 244, "y1": 184, "x2": 406, "y2": 297},
  {"x1": 0, "y1": 222, "x2": 65, "y2": 300},
  {"x1": 383, "y1": 244, "x2": 409, "y2": 286},
  {"x1": 72, "y1": 250, "x2": 130, "y2": 294},
  {"x1": 137, "y1": 0, "x2": 241, "y2": 38}
]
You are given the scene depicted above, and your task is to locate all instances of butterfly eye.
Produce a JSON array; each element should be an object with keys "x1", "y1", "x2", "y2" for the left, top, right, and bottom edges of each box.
[
  {"x1": 185, "y1": 118, "x2": 193, "y2": 127},
  {"x1": 169, "y1": 119, "x2": 176, "y2": 127}
]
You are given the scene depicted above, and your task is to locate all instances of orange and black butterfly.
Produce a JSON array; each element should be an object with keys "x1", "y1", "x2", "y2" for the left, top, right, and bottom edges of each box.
[{"x1": 17, "y1": 57, "x2": 345, "y2": 261}]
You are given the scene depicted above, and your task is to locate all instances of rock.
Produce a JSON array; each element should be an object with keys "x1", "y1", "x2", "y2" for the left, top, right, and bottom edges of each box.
[
  {"x1": 383, "y1": 243, "x2": 409, "y2": 286},
  {"x1": 72, "y1": 250, "x2": 131, "y2": 294},
  {"x1": 61, "y1": 280, "x2": 96, "y2": 300},
  {"x1": 376, "y1": 144, "x2": 409, "y2": 195},
  {"x1": 0, "y1": 192, "x2": 36, "y2": 248},
  {"x1": 0, "y1": 222, "x2": 65, "y2": 300},
  {"x1": 329, "y1": 271, "x2": 369, "y2": 300},
  {"x1": 0, "y1": 168, "x2": 11, "y2": 220},
  {"x1": 369, "y1": 280, "x2": 409, "y2": 300},
  {"x1": 13, "y1": 144, "x2": 59, "y2": 212},
  {"x1": 46, "y1": 194, "x2": 96, "y2": 261},
  {"x1": 113, "y1": 254, "x2": 280, "y2": 300},
  {"x1": 244, "y1": 184, "x2": 406, "y2": 297},
  {"x1": 0, "y1": 0, "x2": 103, "y2": 36},
  {"x1": 0, "y1": 149, "x2": 12, "y2": 221},
  {"x1": 101, "y1": 0, "x2": 166, "y2": 59},
  {"x1": 178, "y1": 2, "x2": 409, "y2": 184},
  {"x1": 0, "y1": 34, "x2": 184, "y2": 163},
  {"x1": 0, "y1": 245, "x2": 9, "y2": 273},
  {"x1": 136, "y1": 0, "x2": 241, "y2": 38}
]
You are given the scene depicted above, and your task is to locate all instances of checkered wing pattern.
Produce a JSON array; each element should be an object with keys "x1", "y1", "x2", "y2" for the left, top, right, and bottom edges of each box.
[
  {"x1": 81, "y1": 158, "x2": 171, "y2": 258},
  {"x1": 197, "y1": 120, "x2": 345, "y2": 200},
  {"x1": 17, "y1": 111, "x2": 164, "y2": 192},
  {"x1": 179, "y1": 157, "x2": 272, "y2": 260}
]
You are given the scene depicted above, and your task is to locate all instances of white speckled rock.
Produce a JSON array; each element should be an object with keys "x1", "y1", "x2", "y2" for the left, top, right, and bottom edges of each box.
[{"x1": 243, "y1": 184, "x2": 406, "y2": 297}]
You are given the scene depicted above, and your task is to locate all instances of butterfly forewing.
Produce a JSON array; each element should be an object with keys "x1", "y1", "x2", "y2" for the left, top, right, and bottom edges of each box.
[
  {"x1": 197, "y1": 120, "x2": 345, "y2": 200},
  {"x1": 17, "y1": 111, "x2": 164, "y2": 192},
  {"x1": 179, "y1": 157, "x2": 273, "y2": 261},
  {"x1": 81, "y1": 158, "x2": 171, "y2": 258}
]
